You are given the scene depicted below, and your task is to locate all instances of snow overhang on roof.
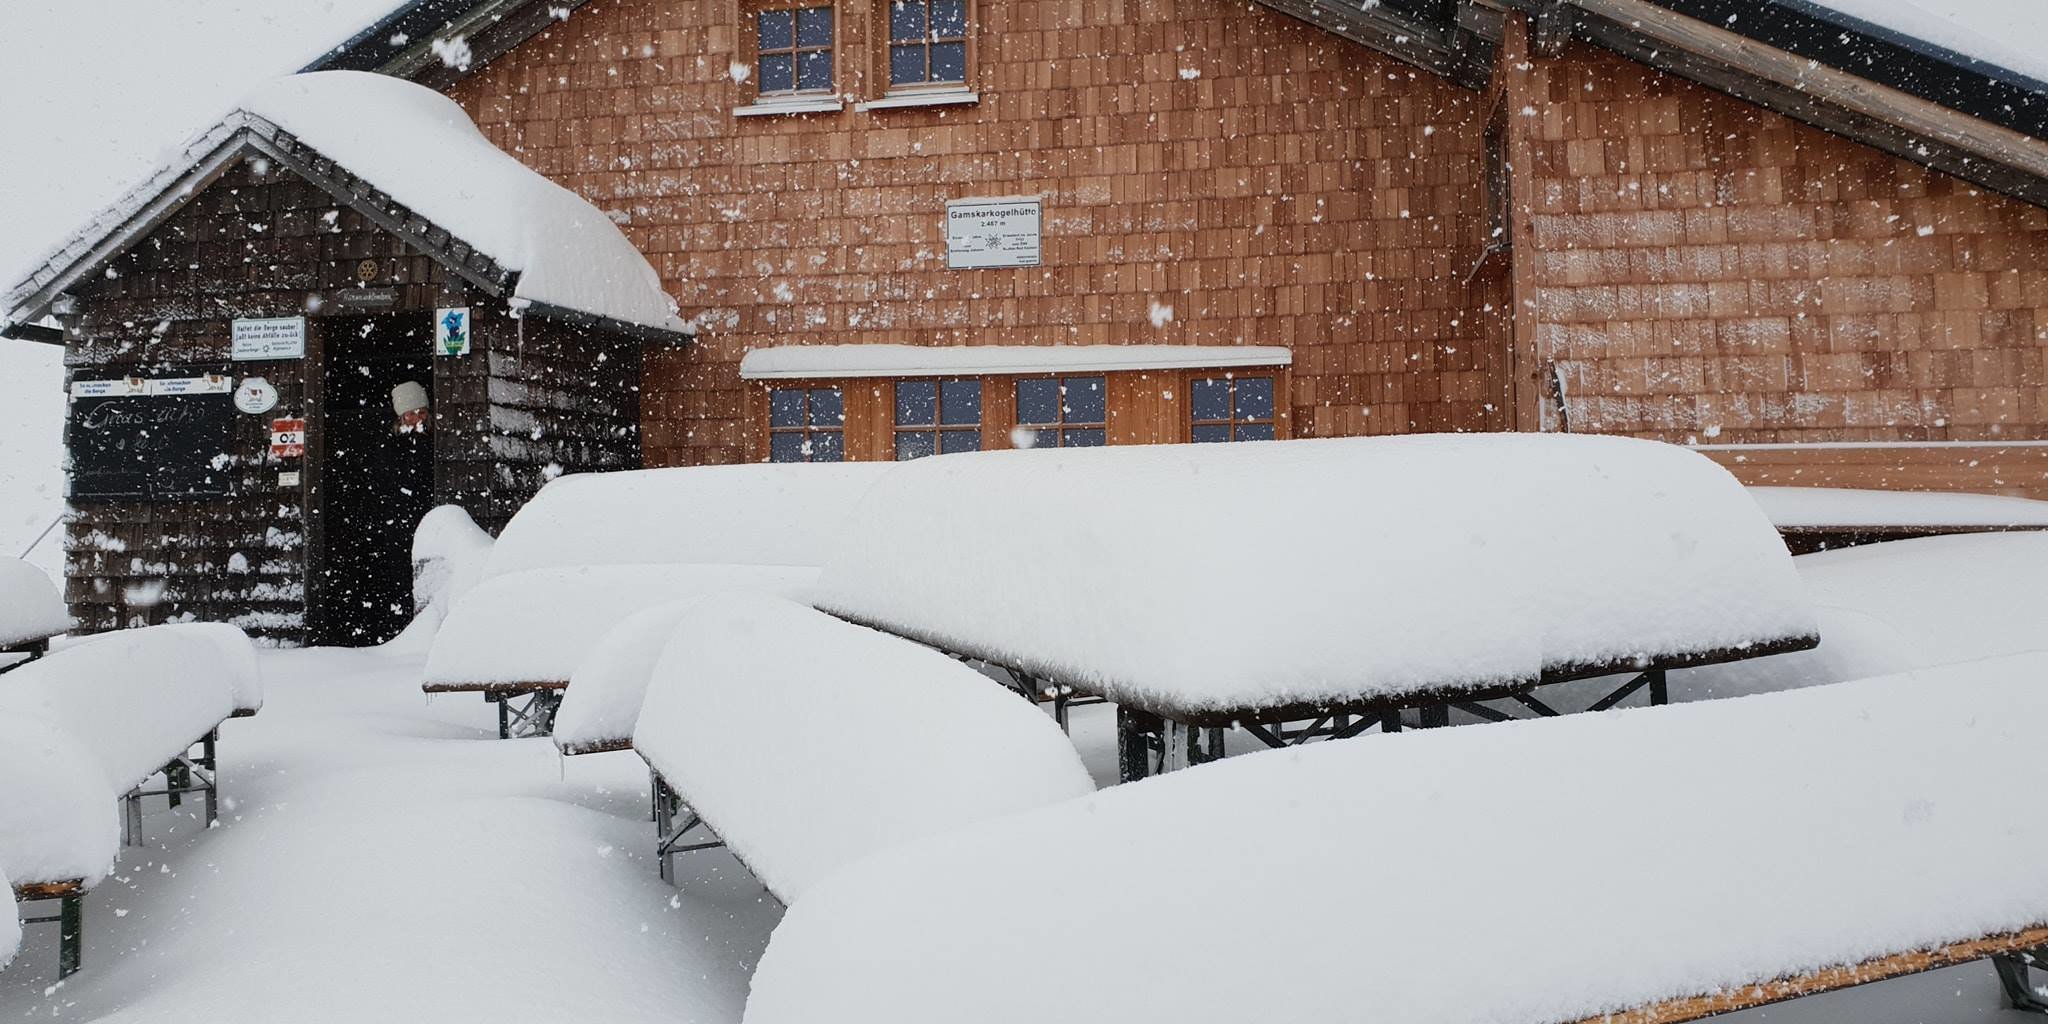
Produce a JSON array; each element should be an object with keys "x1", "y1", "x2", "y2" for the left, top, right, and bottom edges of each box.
[
  {"x1": 304, "y1": 0, "x2": 599, "y2": 91},
  {"x1": 0, "y1": 71, "x2": 692, "y2": 344},
  {"x1": 738, "y1": 344, "x2": 1294, "y2": 381}
]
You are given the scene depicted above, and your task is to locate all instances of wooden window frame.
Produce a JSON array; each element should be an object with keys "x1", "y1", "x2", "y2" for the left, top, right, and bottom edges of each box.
[
  {"x1": 1188, "y1": 374, "x2": 1279, "y2": 443},
  {"x1": 766, "y1": 385, "x2": 847, "y2": 462},
  {"x1": 892, "y1": 378, "x2": 983, "y2": 460},
  {"x1": 1013, "y1": 374, "x2": 1108, "y2": 449},
  {"x1": 876, "y1": 0, "x2": 973, "y2": 97},
  {"x1": 747, "y1": 0, "x2": 838, "y2": 100}
]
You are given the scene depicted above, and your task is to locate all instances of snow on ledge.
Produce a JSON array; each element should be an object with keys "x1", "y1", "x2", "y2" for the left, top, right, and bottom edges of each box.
[
  {"x1": 1748, "y1": 485, "x2": 2048, "y2": 529},
  {"x1": 814, "y1": 434, "x2": 1817, "y2": 718},
  {"x1": 738, "y1": 344, "x2": 1293, "y2": 380},
  {"x1": 0, "y1": 556, "x2": 68, "y2": 648},
  {"x1": 742, "y1": 657, "x2": 2048, "y2": 1024}
]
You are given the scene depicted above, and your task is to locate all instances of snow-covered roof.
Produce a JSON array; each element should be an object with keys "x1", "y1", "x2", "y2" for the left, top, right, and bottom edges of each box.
[
  {"x1": 552, "y1": 599, "x2": 711, "y2": 755},
  {"x1": 0, "y1": 625, "x2": 243, "y2": 792},
  {"x1": 1748, "y1": 485, "x2": 2048, "y2": 529},
  {"x1": 738, "y1": 344, "x2": 1293, "y2": 380},
  {"x1": 743, "y1": 656, "x2": 2048, "y2": 1024},
  {"x1": 814, "y1": 434, "x2": 1818, "y2": 719},
  {"x1": 422, "y1": 564, "x2": 817, "y2": 687},
  {"x1": 1805, "y1": 0, "x2": 2048, "y2": 89},
  {"x1": 632, "y1": 594, "x2": 1095, "y2": 903},
  {"x1": 3, "y1": 71, "x2": 690, "y2": 339},
  {"x1": 0, "y1": 556, "x2": 68, "y2": 648},
  {"x1": 1676, "y1": 532, "x2": 2048, "y2": 702},
  {"x1": 481, "y1": 463, "x2": 894, "y2": 579},
  {"x1": 0, "y1": 717, "x2": 118, "y2": 890}
]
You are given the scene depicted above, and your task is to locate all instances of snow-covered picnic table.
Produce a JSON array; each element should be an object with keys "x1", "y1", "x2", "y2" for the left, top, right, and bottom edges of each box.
[
  {"x1": 0, "y1": 557, "x2": 68, "y2": 669},
  {"x1": 815, "y1": 434, "x2": 1819, "y2": 780},
  {"x1": 1748, "y1": 485, "x2": 2048, "y2": 553},
  {"x1": 743, "y1": 655, "x2": 2048, "y2": 1024},
  {"x1": 421, "y1": 463, "x2": 891, "y2": 737}
]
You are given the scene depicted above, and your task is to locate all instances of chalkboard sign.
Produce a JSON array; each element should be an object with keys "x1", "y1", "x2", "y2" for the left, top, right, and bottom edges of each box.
[{"x1": 68, "y1": 388, "x2": 238, "y2": 501}]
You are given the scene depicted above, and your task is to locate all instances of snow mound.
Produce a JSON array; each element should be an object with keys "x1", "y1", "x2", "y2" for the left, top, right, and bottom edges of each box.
[
  {"x1": 0, "y1": 555, "x2": 68, "y2": 647},
  {"x1": 423, "y1": 564, "x2": 816, "y2": 688},
  {"x1": 815, "y1": 434, "x2": 1816, "y2": 717},
  {"x1": 632, "y1": 594, "x2": 1095, "y2": 903},
  {"x1": 0, "y1": 625, "x2": 240, "y2": 791},
  {"x1": 554, "y1": 599, "x2": 716, "y2": 755},
  {"x1": 1750, "y1": 485, "x2": 2048, "y2": 528},
  {"x1": 0, "y1": 716, "x2": 120, "y2": 889},
  {"x1": 0, "y1": 863, "x2": 15, "y2": 969},
  {"x1": 482, "y1": 463, "x2": 894, "y2": 579},
  {"x1": 745, "y1": 656, "x2": 2048, "y2": 1024},
  {"x1": 165, "y1": 622, "x2": 266, "y2": 716},
  {"x1": 389, "y1": 504, "x2": 497, "y2": 652},
  {"x1": 1677, "y1": 532, "x2": 2048, "y2": 701}
]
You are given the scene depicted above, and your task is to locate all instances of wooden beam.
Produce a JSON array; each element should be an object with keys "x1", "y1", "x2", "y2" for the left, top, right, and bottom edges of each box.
[
  {"x1": 1250, "y1": 0, "x2": 1496, "y2": 89},
  {"x1": 1572, "y1": 926, "x2": 2048, "y2": 1024},
  {"x1": 1568, "y1": 0, "x2": 2048, "y2": 208}
]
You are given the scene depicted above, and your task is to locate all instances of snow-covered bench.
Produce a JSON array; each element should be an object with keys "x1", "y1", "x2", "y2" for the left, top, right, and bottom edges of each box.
[
  {"x1": 814, "y1": 434, "x2": 1819, "y2": 782},
  {"x1": 1, "y1": 624, "x2": 257, "y2": 977},
  {"x1": 1749, "y1": 485, "x2": 2048, "y2": 554},
  {"x1": 0, "y1": 557, "x2": 69, "y2": 672},
  {"x1": 740, "y1": 655, "x2": 2048, "y2": 1024},
  {"x1": 421, "y1": 463, "x2": 891, "y2": 738},
  {"x1": 631, "y1": 594, "x2": 1095, "y2": 898}
]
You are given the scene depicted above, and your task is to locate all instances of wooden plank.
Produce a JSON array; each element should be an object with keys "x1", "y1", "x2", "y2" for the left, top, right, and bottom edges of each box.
[
  {"x1": 1573, "y1": 926, "x2": 2048, "y2": 1024},
  {"x1": 421, "y1": 680, "x2": 569, "y2": 695},
  {"x1": 12, "y1": 879, "x2": 86, "y2": 900}
]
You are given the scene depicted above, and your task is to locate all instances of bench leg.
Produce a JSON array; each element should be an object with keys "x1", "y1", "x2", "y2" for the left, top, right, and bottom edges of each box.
[
  {"x1": 120, "y1": 792, "x2": 145, "y2": 847},
  {"x1": 166, "y1": 758, "x2": 187, "y2": 810},
  {"x1": 495, "y1": 694, "x2": 510, "y2": 740},
  {"x1": 1116, "y1": 707, "x2": 1161, "y2": 784},
  {"x1": 1997, "y1": 951, "x2": 2048, "y2": 1013},
  {"x1": 202, "y1": 730, "x2": 219, "y2": 828},
  {"x1": 58, "y1": 893, "x2": 82, "y2": 978}
]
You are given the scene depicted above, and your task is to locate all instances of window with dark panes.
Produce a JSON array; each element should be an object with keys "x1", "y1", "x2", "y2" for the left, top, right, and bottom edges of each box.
[
  {"x1": 887, "y1": 0, "x2": 968, "y2": 88},
  {"x1": 768, "y1": 387, "x2": 846, "y2": 462},
  {"x1": 1015, "y1": 376, "x2": 1106, "y2": 448},
  {"x1": 1190, "y1": 376, "x2": 1276, "y2": 442},
  {"x1": 757, "y1": 4, "x2": 835, "y2": 96},
  {"x1": 894, "y1": 379, "x2": 982, "y2": 459}
]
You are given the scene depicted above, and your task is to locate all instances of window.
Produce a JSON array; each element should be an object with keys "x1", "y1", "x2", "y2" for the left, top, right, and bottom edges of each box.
[
  {"x1": 1190, "y1": 376, "x2": 1275, "y2": 442},
  {"x1": 769, "y1": 387, "x2": 845, "y2": 461},
  {"x1": 895, "y1": 379, "x2": 981, "y2": 459},
  {"x1": 1015, "y1": 376, "x2": 1106, "y2": 448},
  {"x1": 757, "y1": 4, "x2": 835, "y2": 96},
  {"x1": 887, "y1": 0, "x2": 967, "y2": 88}
]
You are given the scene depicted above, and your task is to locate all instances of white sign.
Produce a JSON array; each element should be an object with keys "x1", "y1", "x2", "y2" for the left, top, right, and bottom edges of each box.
[
  {"x1": 70, "y1": 378, "x2": 147, "y2": 399},
  {"x1": 147, "y1": 375, "x2": 233, "y2": 396},
  {"x1": 946, "y1": 196, "x2": 1042, "y2": 270},
  {"x1": 235, "y1": 376, "x2": 280, "y2": 414},
  {"x1": 231, "y1": 316, "x2": 307, "y2": 361},
  {"x1": 435, "y1": 306, "x2": 472, "y2": 357},
  {"x1": 278, "y1": 470, "x2": 301, "y2": 487}
]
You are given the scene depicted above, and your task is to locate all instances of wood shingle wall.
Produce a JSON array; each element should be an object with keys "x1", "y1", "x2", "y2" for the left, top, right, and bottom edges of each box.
[{"x1": 450, "y1": 0, "x2": 1508, "y2": 464}]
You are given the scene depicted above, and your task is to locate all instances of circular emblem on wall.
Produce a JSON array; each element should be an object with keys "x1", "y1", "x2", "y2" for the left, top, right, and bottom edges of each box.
[
  {"x1": 355, "y1": 258, "x2": 381, "y2": 283},
  {"x1": 234, "y1": 376, "x2": 280, "y2": 414}
]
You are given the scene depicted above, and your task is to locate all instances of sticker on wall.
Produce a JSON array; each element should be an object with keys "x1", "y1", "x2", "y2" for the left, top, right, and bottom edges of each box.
[
  {"x1": 69, "y1": 377, "x2": 147, "y2": 399},
  {"x1": 234, "y1": 376, "x2": 280, "y2": 414},
  {"x1": 231, "y1": 316, "x2": 307, "y2": 361},
  {"x1": 270, "y1": 417, "x2": 307, "y2": 459},
  {"x1": 435, "y1": 306, "x2": 471, "y2": 357},
  {"x1": 147, "y1": 375, "x2": 233, "y2": 396}
]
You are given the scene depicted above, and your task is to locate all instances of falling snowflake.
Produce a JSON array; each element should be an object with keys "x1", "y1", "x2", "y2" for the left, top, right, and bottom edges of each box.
[{"x1": 1148, "y1": 300, "x2": 1174, "y2": 328}]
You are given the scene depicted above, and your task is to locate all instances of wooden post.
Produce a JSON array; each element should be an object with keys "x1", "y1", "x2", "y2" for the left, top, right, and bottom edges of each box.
[{"x1": 58, "y1": 893, "x2": 82, "y2": 978}]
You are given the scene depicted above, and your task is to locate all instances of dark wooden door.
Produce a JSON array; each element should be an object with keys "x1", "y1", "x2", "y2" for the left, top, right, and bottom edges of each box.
[{"x1": 313, "y1": 319, "x2": 434, "y2": 646}]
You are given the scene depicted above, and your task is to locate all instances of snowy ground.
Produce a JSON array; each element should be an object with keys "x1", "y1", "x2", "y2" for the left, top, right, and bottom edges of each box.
[{"x1": 1, "y1": 647, "x2": 2032, "y2": 1022}]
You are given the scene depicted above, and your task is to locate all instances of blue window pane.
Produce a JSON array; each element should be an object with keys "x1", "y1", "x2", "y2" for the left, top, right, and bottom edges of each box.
[
  {"x1": 1191, "y1": 424, "x2": 1230, "y2": 443},
  {"x1": 1063, "y1": 428, "x2": 1105, "y2": 448},
  {"x1": 811, "y1": 431, "x2": 845, "y2": 462},
  {"x1": 770, "y1": 389, "x2": 805, "y2": 427},
  {"x1": 1190, "y1": 378, "x2": 1230, "y2": 422},
  {"x1": 940, "y1": 429, "x2": 980, "y2": 454},
  {"x1": 808, "y1": 388, "x2": 843, "y2": 426},
  {"x1": 1234, "y1": 423, "x2": 1275, "y2": 442},
  {"x1": 895, "y1": 431, "x2": 936, "y2": 460},
  {"x1": 1017, "y1": 379, "x2": 1059, "y2": 425},
  {"x1": 759, "y1": 52, "x2": 793, "y2": 92},
  {"x1": 940, "y1": 380, "x2": 981, "y2": 425},
  {"x1": 932, "y1": 0, "x2": 966, "y2": 37},
  {"x1": 797, "y1": 49, "x2": 832, "y2": 90},
  {"x1": 1063, "y1": 376, "x2": 1105, "y2": 424},
  {"x1": 890, "y1": 44, "x2": 925, "y2": 85},
  {"x1": 797, "y1": 6, "x2": 833, "y2": 46},
  {"x1": 1235, "y1": 377, "x2": 1274, "y2": 421},
  {"x1": 890, "y1": 0, "x2": 925, "y2": 42},
  {"x1": 758, "y1": 9, "x2": 794, "y2": 48},
  {"x1": 770, "y1": 433, "x2": 805, "y2": 462},
  {"x1": 931, "y1": 41, "x2": 965, "y2": 81},
  {"x1": 895, "y1": 380, "x2": 937, "y2": 426}
]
